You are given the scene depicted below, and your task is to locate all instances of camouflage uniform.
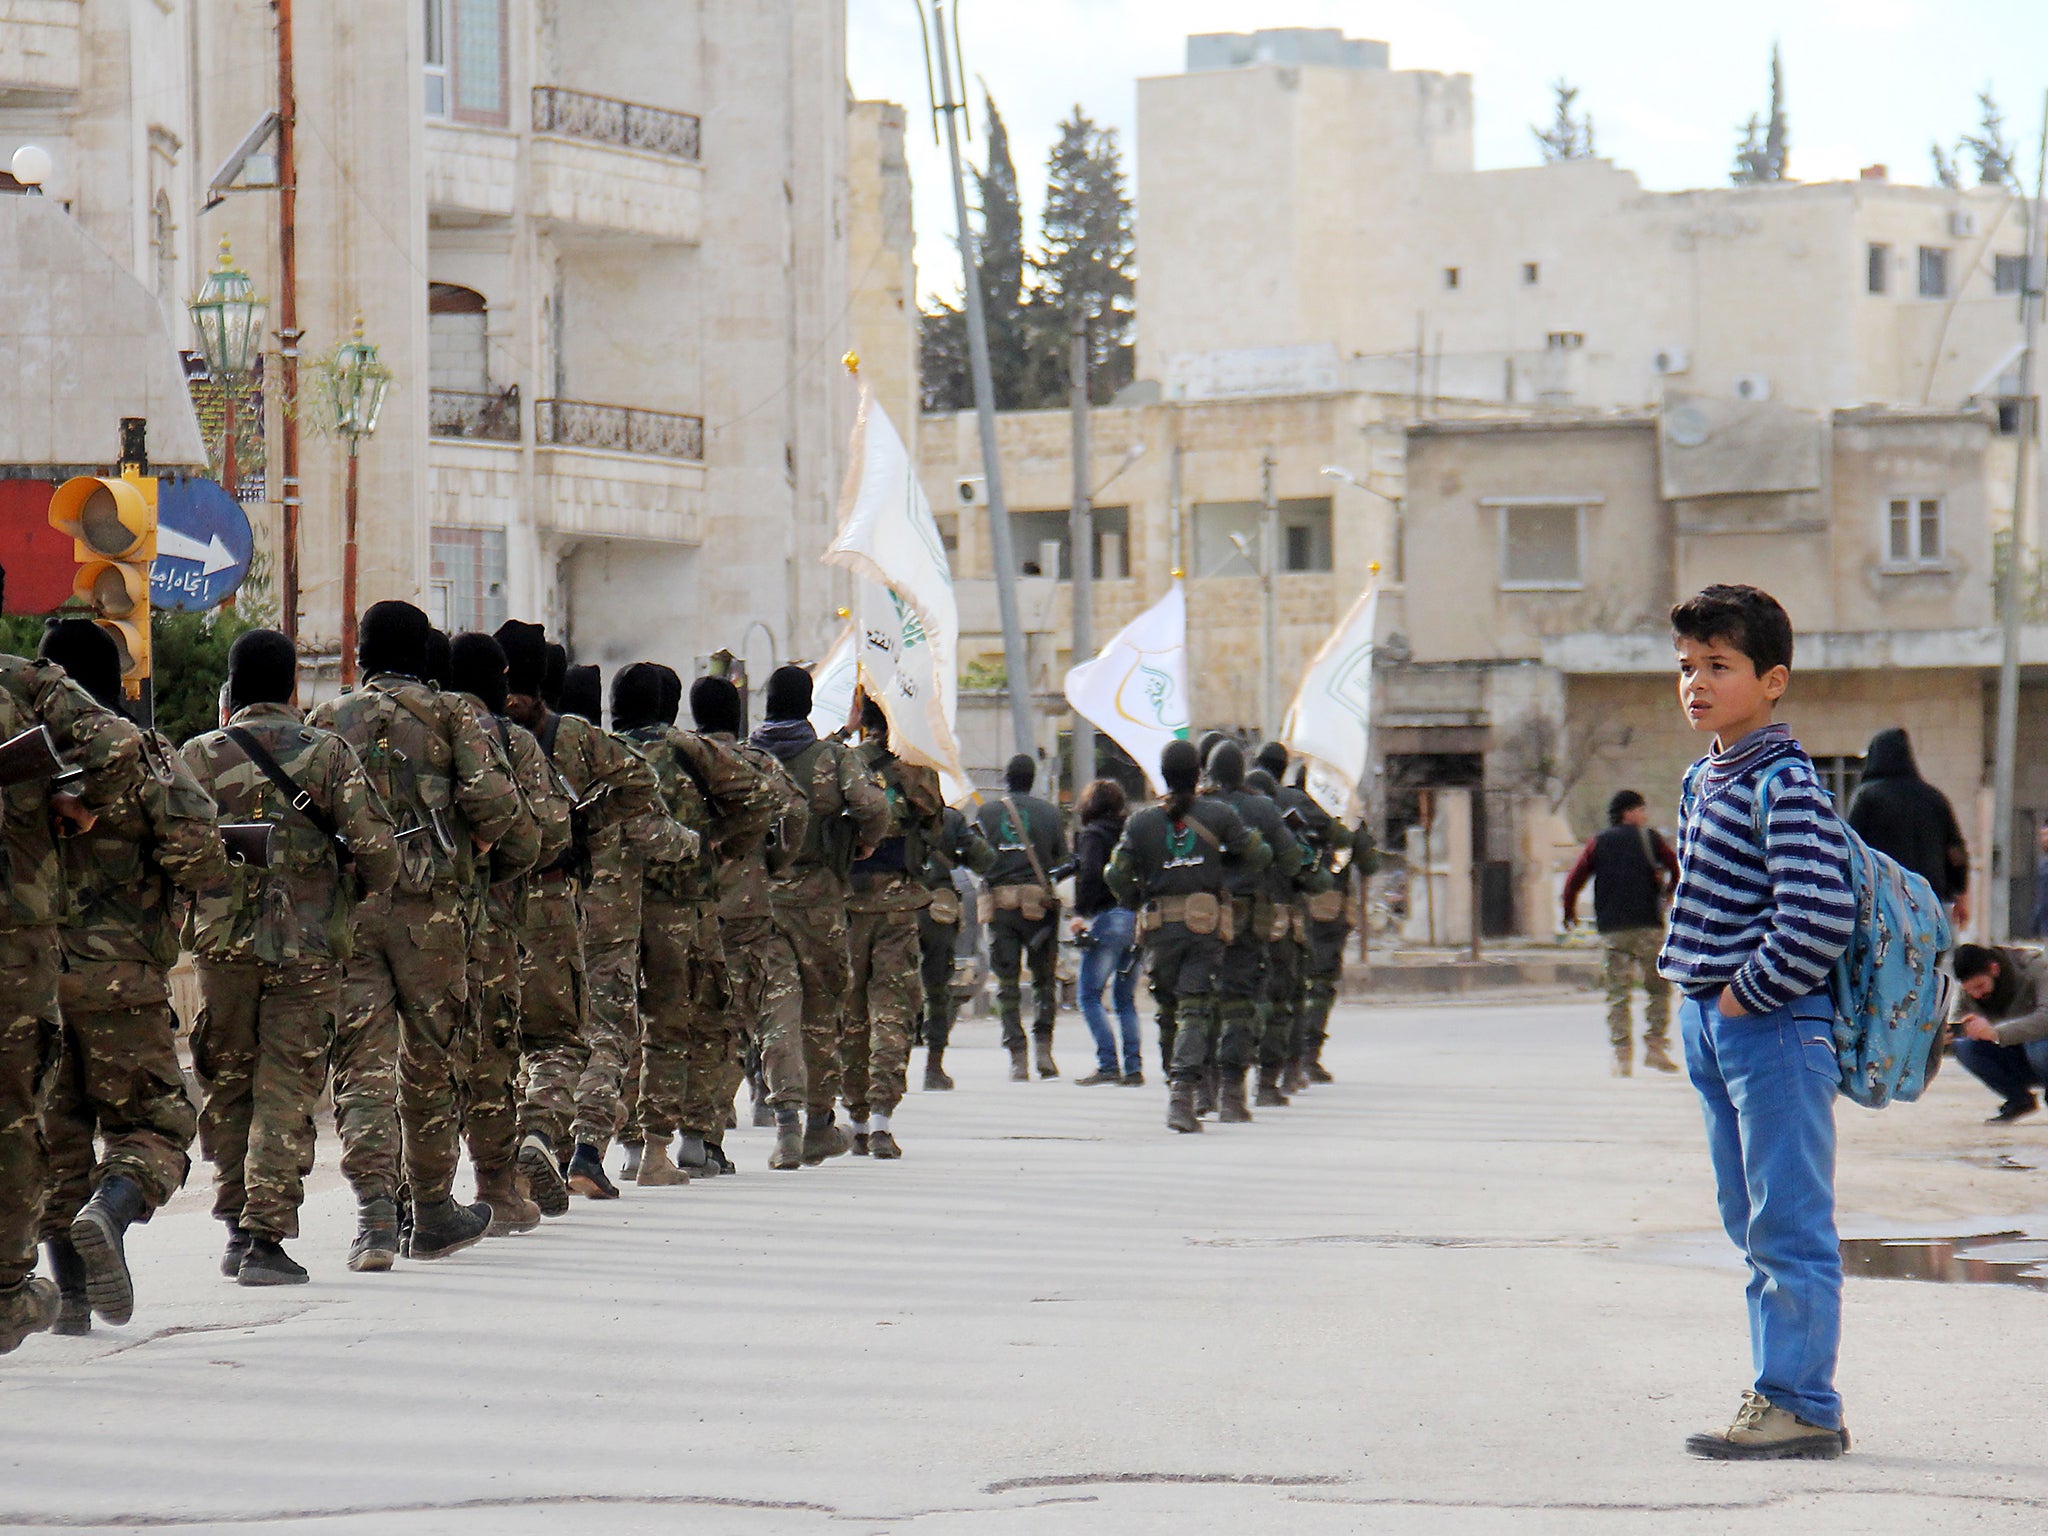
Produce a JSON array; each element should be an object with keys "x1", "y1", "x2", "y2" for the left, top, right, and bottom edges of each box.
[
  {"x1": 581, "y1": 825, "x2": 646, "y2": 1151},
  {"x1": 706, "y1": 734, "x2": 810, "y2": 1126},
  {"x1": 1203, "y1": 781, "x2": 1298, "y2": 1078},
  {"x1": 452, "y1": 702, "x2": 558, "y2": 1183},
  {"x1": 40, "y1": 728, "x2": 228, "y2": 1242},
  {"x1": 1104, "y1": 797, "x2": 1268, "y2": 1127},
  {"x1": 974, "y1": 792, "x2": 1069, "y2": 1060},
  {"x1": 917, "y1": 806, "x2": 995, "y2": 1056},
  {"x1": 182, "y1": 705, "x2": 399, "y2": 1240},
  {"x1": 308, "y1": 675, "x2": 525, "y2": 1210},
  {"x1": 757, "y1": 725, "x2": 891, "y2": 1114},
  {"x1": 1, "y1": 655, "x2": 148, "y2": 1292},
  {"x1": 842, "y1": 745, "x2": 946, "y2": 1121}
]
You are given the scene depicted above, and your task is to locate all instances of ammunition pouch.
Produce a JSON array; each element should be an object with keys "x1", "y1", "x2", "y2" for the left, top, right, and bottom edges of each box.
[
  {"x1": 986, "y1": 882, "x2": 1052, "y2": 922},
  {"x1": 1146, "y1": 890, "x2": 1229, "y2": 941},
  {"x1": 927, "y1": 887, "x2": 962, "y2": 925},
  {"x1": 1306, "y1": 889, "x2": 1346, "y2": 924}
]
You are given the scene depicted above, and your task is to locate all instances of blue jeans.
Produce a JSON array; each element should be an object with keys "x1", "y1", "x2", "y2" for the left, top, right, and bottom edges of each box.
[
  {"x1": 1680, "y1": 992, "x2": 1843, "y2": 1430},
  {"x1": 1078, "y1": 907, "x2": 1142, "y2": 1075},
  {"x1": 1953, "y1": 1036, "x2": 2048, "y2": 1106}
]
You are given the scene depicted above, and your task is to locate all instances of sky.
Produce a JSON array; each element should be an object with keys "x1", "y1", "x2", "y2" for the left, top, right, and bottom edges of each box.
[{"x1": 846, "y1": 0, "x2": 2048, "y2": 305}]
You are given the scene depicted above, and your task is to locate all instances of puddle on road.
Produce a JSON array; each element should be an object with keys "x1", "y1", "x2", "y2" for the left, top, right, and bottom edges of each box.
[{"x1": 1840, "y1": 1231, "x2": 2048, "y2": 1292}]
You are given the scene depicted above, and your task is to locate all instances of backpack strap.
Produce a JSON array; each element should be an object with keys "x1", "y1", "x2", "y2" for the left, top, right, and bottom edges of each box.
[
  {"x1": 1748, "y1": 757, "x2": 1806, "y2": 844},
  {"x1": 225, "y1": 726, "x2": 352, "y2": 868},
  {"x1": 999, "y1": 793, "x2": 1052, "y2": 889}
]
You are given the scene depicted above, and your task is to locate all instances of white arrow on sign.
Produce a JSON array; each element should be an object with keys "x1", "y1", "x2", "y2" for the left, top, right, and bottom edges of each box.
[{"x1": 157, "y1": 526, "x2": 237, "y2": 576}]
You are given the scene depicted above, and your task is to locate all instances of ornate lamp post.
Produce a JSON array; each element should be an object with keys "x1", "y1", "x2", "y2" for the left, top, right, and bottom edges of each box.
[
  {"x1": 187, "y1": 238, "x2": 267, "y2": 511},
  {"x1": 314, "y1": 316, "x2": 390, "y2": 685}
]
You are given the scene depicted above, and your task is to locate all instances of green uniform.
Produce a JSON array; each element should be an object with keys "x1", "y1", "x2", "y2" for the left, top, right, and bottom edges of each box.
[
  {"x1": 917, "y1": 805, "x2": 994, "y2": 1053},
  {"x1": 1, "y1": 655, "x2": 149, "y2": 1291},
  {"x1": 842, "y1": 744, "x2": 945, "y2": 1121},
  {"x1": 1202, "y1": 784, "x2": 1298, "y2": 1073},
  {"x1": 182, "y1": 704, "x2": 399, "y2": 1240},
  {"x1": 41, "y1": 725, "x2": 228, "y2": 1240},
  {"x1": 974, "y1": 791, "x2": 1068, "y2": 1051},
  {"x1": 308, "y1": 674, "x2": 526, "y2": 1210}
]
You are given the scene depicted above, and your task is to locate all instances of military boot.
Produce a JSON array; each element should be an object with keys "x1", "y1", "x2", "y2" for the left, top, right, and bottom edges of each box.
[
  {"x1": 869, "y1": 1128, "x2": 903, "y2": 1159},
  {"x1": 1195, "y1": 1065, "x2": 1218, "y2": 1117},
  {"x1": 707, "y1": 1141, "x2": 737, "y2": 1175},
  {"x1": 517, "y1": 1132, "x2": 571, "y2": 1217},
  {"x1": 1255, "y1": 1062, "x2": 1290, "y2": 1107},
  {"x1": 923, "y1": 1048, "x2": 954, "y2": 1091},
  {"x1": 750, "y1": 1091, "x2": 776, "y2": 1128},
  {"x1": 1280, "y1": 1056, "x2": 1308, "y2": 1095},
  {"x1": 1305, "y1": 1042, "x2": 1334, "y2": 1084},
  {"x1": 1218, "y1": 1069, "x2": 1254, "y2": 1123},
  {"x1": 1166, "y1": 1080, "x2": 1203, "y2": 1134},
  {"x1": 674, "y1": 1133, "x2": 718, "y2": 1178},
  {"x1": 69, "y1": 1173, "x2": 148, "y2": 1326},
  {"x1": 45, "y1": 1239, "x2": 90, "y2": 1336},
  {"x1": 1007, "y1": 1043, "x2": 1029, "y2": 1081},
  {"x1": 1612, "y1": 1041, "x2": 1634, "y2": 1078},
  {"x1": 566, "y1": 1143, "x2": 622, "y2": 1199},
  {"x1": 1642, "y1": 1036, "x2": 1681, "y2": 1074},
  {"x1": 619, "y1": 1141, "x2": 643, "y2": 1181},
  {"x1": 802, "y1": 1110, "x2": 851, "y2": 1165},
  {"x1": 237, "y1": 1237, "x2": 309, "y2": 1287},
  {"x1": 410, "y1": 1197, "x2": 492, "y2": 1261},
  {"x1": 1032, "y1": 1031, "x2": 1059, "y2": 1079},
  {"x1": 220, "y1": 1223, "x2": 252, "y2": 1279},
  {"x1": 0, "y1": 1277, "x2": 59, "y2": 1354},
  {"x1": 476, "y1": 1164, "x2": 541, "y2": 1234},
  {"x1": 635, "y1": 1138, "x2": 691, "y2": 1186},
  {"x1": 348, "y1": 1197, "x2": 400, "y2": 1272},
  {"x1": 769, "y1": 1108, "x2": 805, "y2": 1170}
]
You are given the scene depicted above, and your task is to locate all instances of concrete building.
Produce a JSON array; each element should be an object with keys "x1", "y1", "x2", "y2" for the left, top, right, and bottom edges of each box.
[{"x1": 4, "y1": 0, "x2": 861, "y2": 685}]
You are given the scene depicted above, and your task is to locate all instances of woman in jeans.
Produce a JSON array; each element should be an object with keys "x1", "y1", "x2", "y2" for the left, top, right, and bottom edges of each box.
[{"x1": 1070, "y1": 779, "x2": 1144, "y2": 1085}]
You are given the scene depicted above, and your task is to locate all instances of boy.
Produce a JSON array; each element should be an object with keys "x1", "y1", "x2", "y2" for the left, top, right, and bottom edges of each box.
[{"x1": 1658, "y1": 585, "x2": 1856, "y2": 1460}]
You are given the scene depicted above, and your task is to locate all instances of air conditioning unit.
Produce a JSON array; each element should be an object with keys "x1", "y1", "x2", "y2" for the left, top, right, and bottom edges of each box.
[
  {"x1": 1653, "y1": 347, "x2": 1691, "y2": 376},
  {"x1": 1733, "y1": 372, "x2": 1772, "y2": 402},
  {"x1": 1546, "y1": 330, "x2": 1585, "y2": 351},
  {"x1": 1950, "y1": 209, "x2": 1980, "y2": 238}
]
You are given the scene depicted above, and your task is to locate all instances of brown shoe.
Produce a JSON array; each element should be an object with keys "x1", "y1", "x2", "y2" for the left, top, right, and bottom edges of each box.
[
  {"x1": 1686, "y1": 1392, "x2": 1848, "y2": 1460},
  {"x1": 1642, "y1": 1037, "x2": 1681, "y2": 1074},
  {"x1": 1166, "y1": 1079, "x2": 1203, "y2": 1134},
  {"x1": 1218, "y1": 1069, "x2": 1254, "y2": 1123},
  {"x1": 475, "y1": 1163, "x2": 541, "y2": 1235},
  {"x1": 1007, "y1": 1044, "x2": 1030, "y2": 1082},
  {"x1": 1032, "y1": 1034, "x2": 1059, "y2": 1078},
  {"x1": 1254, "y1": 1062, "x2": 1289, "y2": 1107},
  {"x1": 634, "y1": 1139, "x2": 690, "y2": 1186}
]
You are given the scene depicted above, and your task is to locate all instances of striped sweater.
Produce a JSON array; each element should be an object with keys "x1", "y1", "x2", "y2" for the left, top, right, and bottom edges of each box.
[{"x1": 1657, "y1": 723, "x2": 1856, "y2": 1015}]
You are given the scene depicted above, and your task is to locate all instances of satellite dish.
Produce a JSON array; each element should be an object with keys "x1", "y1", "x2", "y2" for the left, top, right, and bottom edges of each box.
[{"x1": 1666, "y1": 403, "x2": 1711, "y2": 448}]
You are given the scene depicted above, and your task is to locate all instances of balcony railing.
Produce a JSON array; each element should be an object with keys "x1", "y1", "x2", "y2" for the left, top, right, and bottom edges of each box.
[
  {"x1": 430, "y1": 386, "x2": 521, "y2": 443},
  {"x1": 537, "y1": 398, "x2": 704, "y2": 462},
  {"x1": 532, "y1": 86, "x2": 700, "y2": 162}
]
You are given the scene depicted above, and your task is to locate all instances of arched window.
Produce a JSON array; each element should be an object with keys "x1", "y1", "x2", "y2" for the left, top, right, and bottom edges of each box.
[{"x1": 428, "y1": 281, "x2": 489, "y2": 392}]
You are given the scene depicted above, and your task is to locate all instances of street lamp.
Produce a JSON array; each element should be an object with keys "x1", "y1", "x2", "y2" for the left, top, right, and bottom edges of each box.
[
  {"x1": 188, "y1": 238, "x2": 267, "y2": 509},
  {"x1": 314, "y1": 316, "x2": 390, "y2": 685}
]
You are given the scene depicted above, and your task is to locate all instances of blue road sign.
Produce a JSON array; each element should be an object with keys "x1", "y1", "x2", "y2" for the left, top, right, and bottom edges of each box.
[{"x1": 152, "y1": 478, "x2": 253, "y2": 612}]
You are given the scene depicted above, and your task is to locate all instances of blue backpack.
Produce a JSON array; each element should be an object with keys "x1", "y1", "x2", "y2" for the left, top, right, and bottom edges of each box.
[{"x1": 1752, "y1": 761, "x2": 1954, "y2": 1108}]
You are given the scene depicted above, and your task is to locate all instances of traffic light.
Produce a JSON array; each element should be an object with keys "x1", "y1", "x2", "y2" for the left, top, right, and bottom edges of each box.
[{"x1": 48, "y1": 468, "x2": 157, "y2": 693}]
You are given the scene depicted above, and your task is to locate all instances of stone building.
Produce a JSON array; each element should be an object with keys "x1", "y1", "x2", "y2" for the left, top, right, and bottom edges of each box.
[{"x1": 4, "y1": 0, "x2": 866, "y2": 684}]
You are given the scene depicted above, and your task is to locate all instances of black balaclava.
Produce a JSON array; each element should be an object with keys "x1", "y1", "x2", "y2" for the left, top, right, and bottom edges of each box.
[
  {"x1": 358, "y1": 600, "x2": 431, "y2": 679},
  {"x1": 611, "y1": 663, "x2": 667, "y2": 733},
  {"x1": 494, "y1": 620, "x2": 548, "y2": 700},
  {"x1": 1207, "y1": 741, "x2": 1246, "y2": 790},
  {"x1": 422, "y1": 628, "x2": 452, "y2": 689},
  {"x1": 451, "y1": 632, "x2": 510, "y2": 716},
  {"x1": 690, "y1": 675, "x2": 743, "y2": 737},
  {"x1": 764, "y1": 664, "x2": 813, "y2": 722},
  {"x1": 227, "y1": 629, "x2": 297, "y2": 710},
  {"x1": 542, "y1": 643, "x2": 568, "y2": 709},
  {"x1": 1255, "y1": 742, "x2": 1289, "y2": 778},
  {"x1": 561, "y1": 664, "x2": 602, "y2": 725},
  {"x1": 1245, "y1": 767, "x2": 1278, "y2": 798},
  {"x1": 1161, "y1": 740, "x2": 1200, "y2": 794},
  {"x1": 1197, "y1": 730, "x2": 1229, "y2": 768},
  {"x1": 1004, "y1": 753, "x2": 1035, "y2": 793},
  {"x1": 38, "y1": 618, "x2": 123, "y2": 712}
]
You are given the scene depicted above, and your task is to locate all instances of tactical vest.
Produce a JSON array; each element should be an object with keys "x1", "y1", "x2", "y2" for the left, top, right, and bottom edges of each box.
[
  {"x1": 345, "y1": 683, "x2": 470, "y2": 897},
  {"x1": 783, "y1": 737, "x2": 857, "y2": 878},
  {"x1": 0, "y1": 657, "x2": 60, "y2": 929}
]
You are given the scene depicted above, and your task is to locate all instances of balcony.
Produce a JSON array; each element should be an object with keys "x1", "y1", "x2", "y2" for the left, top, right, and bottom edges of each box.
[
  {"x1": 536, "y1": 398, "x2": 702, "y2": 461},
  {"x1": 424, "y1": 120, "x2": 517, "y2": 222},
  {"x1": 0, "y1": 2, "x2": 80, "y2": 99},
  {"x1": 529, "y1": 85, "x2": 702, "y2": 243},
  {"x1": 429, "y1": 385, "x2": 520, "y2": 443}
]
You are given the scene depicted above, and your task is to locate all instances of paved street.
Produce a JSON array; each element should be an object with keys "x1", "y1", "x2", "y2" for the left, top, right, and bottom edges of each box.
[{"x1": 4, "y1": 997, "x2": 2047, "y2": 1534}]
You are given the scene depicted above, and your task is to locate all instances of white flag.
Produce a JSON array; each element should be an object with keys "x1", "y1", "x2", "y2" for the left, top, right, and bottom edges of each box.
[
  {"x1": 808, "y1": 622, "x2": 859, "y2": 738},
  {"x1": 1282, "y1": 583, "x2": 1379, "y2": 819},
  {"x1": 824, "y1": 390, "x2": 966, "y2": 781},
  {"x1": 1063, "y1": 582, "x2": 1190, "y2": 794}
]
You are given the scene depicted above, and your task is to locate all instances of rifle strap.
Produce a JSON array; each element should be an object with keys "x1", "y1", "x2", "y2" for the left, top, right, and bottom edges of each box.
[
  {"x1": 999, "y1": 793, "x2": 1052, "y2": 889},
  {"x1": 226, "y1": 726, "x2": 348, "y2": 862}
]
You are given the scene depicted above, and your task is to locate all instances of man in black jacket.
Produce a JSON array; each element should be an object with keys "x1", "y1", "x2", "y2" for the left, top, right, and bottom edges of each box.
[
  {"x1": 1847, "y1": 728, "x2": 1968, "y2": 924},
  {"x1": 1562, "y1": 790, "x2": 1679, "y2": 1077},
  {"x1": 974, "y1": 755, "x2": 1067, "y2": 1081}
]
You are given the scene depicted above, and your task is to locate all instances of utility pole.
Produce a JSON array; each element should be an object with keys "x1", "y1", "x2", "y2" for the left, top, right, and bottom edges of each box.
[
  {"x1": 275, "y1": 0, "x2": 303, "y2": 646},
  {"x1": 1991, "y1": 94, "x2": 2048, "y2": 938},
  {"x1": 1068, "y1": 307, "x2": 1094, "y2": 794},
  {"x1": 1259, "y1": 449, "x2": 1279, "y2": 740},
  {"x1": 918, "y1": 0, "x2": 1034, "y2": 760}
]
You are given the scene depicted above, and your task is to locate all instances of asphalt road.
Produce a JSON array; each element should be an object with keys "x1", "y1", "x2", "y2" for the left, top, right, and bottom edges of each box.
[{"x1": 4, "y1": 998, "x2": 2046, "y2": 1533}]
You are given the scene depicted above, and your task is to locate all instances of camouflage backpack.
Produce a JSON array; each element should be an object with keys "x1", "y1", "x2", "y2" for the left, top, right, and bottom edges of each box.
[{"x1": 318, "y1": 681, "x2": 470, "y2": 897}]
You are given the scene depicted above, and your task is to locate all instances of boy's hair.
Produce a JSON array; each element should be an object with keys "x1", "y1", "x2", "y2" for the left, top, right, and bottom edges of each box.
[
  {"x1": 1951, "y1": 943, "x2": 2000, "y2": 982},
  {"x1": 1669, "y1": 584, "x2": 1794, "y2": 676},
  {"x1": 1607, "y1": 789, "x2": 1645, "y2": 825}
]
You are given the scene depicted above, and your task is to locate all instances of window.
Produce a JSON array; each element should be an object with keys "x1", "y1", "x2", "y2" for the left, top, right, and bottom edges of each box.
[
  {"x1": 1866, "y1": 242, "x2": 1888, "y2": 294},
  {"x1": 428, "y1": 283, "x2": 489, "y2": 392},
  {"x1": 1496, "y1": 503, "x2": 1584, "y2": 590},
  {"x1": 1443, "y1": 267, "x2": 1461, "y2": 290},
  {"x1": 1522, "y1": 261, "x2": 1539, "y2": 285},
  {"x1": 1001, "y1": 506, "x2": 1132, "y2": 580},
  {"x1": 430, "y1": 526, "x2": 508, "y2": 633},
  {"x1": 1918, "y1": 246, "x2": 1948, "y2": 298},
  {"x1": 1996, "y1": 253, "x2": 2029, "y2": 294},
  {"x1": 1190, "y1": 499, "x2": 1335, "y2": 577},
  {"x1": 1812, "y1": 755, "x2": 1866, "y2": 814},
  {"x1": 1546, "y1": 331, "x2": 1584, "y2": 351},
  {"x1": 423, "y1": 0, "x2": 448, "y2": 117},
  {"x1": 1885, "y1": 496, "x2": 1943, "y2": 566}
]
